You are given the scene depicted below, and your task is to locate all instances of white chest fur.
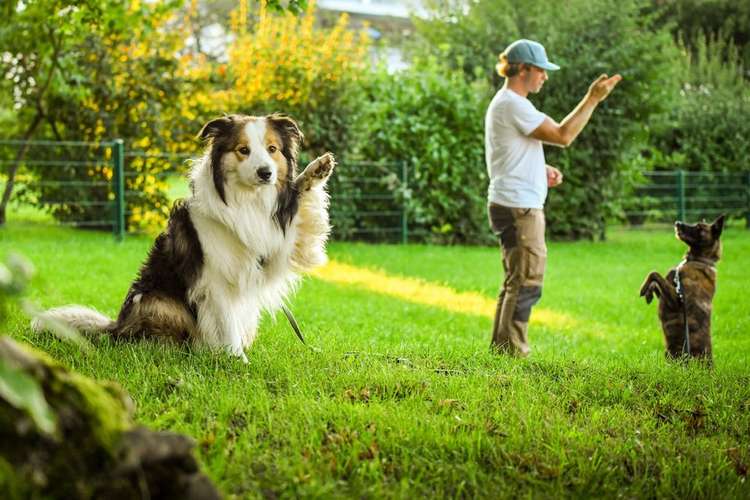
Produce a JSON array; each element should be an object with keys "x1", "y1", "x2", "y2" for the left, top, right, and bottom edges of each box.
[{"x1": 187, "y1": 178, "x2": 301, "y2": 354}]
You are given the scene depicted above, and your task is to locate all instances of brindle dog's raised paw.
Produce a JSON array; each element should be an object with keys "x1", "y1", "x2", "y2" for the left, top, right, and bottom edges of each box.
[
  {"x1": 639, "y1": 277, "x2": 652, "y2": 299},
  {"x1": 641, "y1": 283, "x2": 656, "y2": 304}
]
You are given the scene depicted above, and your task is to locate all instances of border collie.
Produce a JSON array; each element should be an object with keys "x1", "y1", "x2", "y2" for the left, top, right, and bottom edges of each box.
[{"x1": 33, "y1": 113, "x2": 335, "y2": 361}]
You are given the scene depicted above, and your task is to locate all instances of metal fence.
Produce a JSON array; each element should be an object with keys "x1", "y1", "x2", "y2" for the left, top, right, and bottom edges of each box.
[
  {"x1": 623, "y1": 170, "x2": 750, "y2": 227},
  {"x1": 0, "y1": 140, "x2": 409, "y2": 242},
  {"x1": 3, "y1": 140, "x2": 748, "y2": 239},
  {"x1": 325, "y1": 159, "x2": 408, "y2": 243},
  {"x1": 0, "y1": 139, "x2": 123, "y2": 236}
]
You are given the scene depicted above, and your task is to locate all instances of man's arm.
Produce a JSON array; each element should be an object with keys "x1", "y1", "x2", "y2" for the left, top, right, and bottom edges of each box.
[{"x1": 531, "y1": 74, "x2": 622, "y2": 147}]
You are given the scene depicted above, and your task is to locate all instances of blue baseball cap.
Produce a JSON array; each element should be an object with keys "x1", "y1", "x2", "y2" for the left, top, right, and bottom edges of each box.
[{"x1": 504, "y1": 39, "x2": 560, "y2": 71}]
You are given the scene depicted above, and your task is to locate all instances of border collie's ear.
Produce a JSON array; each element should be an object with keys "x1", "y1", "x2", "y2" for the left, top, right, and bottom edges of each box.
[
  {"x1": 712, "y1": 214, "x2": 726, "y2": 238},
  {"x1": 198, "y1": 116, "x2": 233, "y2": 141},
  {"x1": 267, "y1": 113, "x2": 304, "y2": 158}
]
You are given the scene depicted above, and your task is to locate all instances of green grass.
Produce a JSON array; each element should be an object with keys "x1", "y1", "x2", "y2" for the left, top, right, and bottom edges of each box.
[{"x1": 1, "y1": 221, "x2": 749, "y2": 498}]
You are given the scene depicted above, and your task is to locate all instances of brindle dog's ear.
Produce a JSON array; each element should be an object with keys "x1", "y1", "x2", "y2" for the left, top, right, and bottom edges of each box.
[
  {"x1": 198, "y1": 116, "x2": 234, "y2": 141},
  {"x1": 711, "y1": 214, "x2": 726, "y2": 238},
  {"x1": 267, "y1": 113, "x2": 304, "y2": 159}
]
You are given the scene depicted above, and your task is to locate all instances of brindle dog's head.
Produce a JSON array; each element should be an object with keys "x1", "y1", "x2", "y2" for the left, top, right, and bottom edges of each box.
[{"x1": 675, "y1": 214, "x2": 725, "y2": 262}]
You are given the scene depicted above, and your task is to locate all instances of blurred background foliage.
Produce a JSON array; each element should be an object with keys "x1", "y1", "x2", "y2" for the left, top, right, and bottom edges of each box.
[{"x1": 0, "y1": 0, "x2": 747, "y2": 241}]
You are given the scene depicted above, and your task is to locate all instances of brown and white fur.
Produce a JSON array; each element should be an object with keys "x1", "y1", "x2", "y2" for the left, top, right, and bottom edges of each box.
[{"x1": 32, "y1": 113, "x2": 335, "y2": 361}]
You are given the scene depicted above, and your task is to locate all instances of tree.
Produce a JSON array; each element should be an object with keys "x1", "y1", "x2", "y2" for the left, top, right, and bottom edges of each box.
[
  {"x1": 0, "y1": 0, "x2": 100, "y2": 224},
  {"x1": 0, "y1": 0, "x2": 196, "y2": 232},
  {"x1": 0, "y1": 0, "x2": 310, "y2": 231}
]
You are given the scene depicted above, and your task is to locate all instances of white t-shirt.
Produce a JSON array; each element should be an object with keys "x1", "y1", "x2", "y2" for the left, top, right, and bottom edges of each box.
[{"x1": 484, "y1": 88, "x2": 548, "y2": 209}]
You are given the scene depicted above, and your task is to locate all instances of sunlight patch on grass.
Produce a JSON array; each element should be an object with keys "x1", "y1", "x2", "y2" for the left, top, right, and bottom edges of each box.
[{"x1": 312, "y1": 260, "x2": 577, "y2": 330}]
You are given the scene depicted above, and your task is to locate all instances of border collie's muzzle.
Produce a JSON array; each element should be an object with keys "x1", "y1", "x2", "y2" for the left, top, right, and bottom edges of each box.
[{"x1": 257, "y1": 165, "x2": 273, "y2": 183}]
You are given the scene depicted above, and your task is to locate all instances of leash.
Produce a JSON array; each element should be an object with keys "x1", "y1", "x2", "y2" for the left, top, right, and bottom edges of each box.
[
  {"x1": 281, "y1": 304, "x2": 307, "y2": 346},
  {"x1": 673, "y1": 260, "x2": 690, "y2": 358},
  {"x1": 275, "y1": 313, "x2": 458, "y2": 372}
]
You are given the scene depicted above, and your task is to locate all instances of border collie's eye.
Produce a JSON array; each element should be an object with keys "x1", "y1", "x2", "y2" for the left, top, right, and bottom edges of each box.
[
  {"x1": 268, "y1": 145, "x2": 277, "y2": 154},
  {"x1": 238, "y1": 146, "x2": 250, "y2": 155}
]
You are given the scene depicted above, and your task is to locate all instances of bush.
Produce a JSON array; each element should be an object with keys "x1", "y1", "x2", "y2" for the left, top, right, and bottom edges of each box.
[
  {"x1": 195, "y1": 0, "x2": 371, "y2": 157},
  {"x1": 4, "y1": 1, "x2": 196, "y2": 234},
  {"x1": 352, "y1": 57, "x2": 492, "y2": 244},
  {"x1": 655, "y1": 33, "x2": 750, "y2": 174}
]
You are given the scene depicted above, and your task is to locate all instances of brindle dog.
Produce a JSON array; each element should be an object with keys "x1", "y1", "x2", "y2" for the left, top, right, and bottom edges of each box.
[{"x1": 639, "y1": 215, "x2": 725, "y2": 365}]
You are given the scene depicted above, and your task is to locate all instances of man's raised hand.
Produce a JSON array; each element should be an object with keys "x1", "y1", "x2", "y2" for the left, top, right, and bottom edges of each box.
[{"x1": 588, "y1": 74, "x2": 622, "y2": 103}]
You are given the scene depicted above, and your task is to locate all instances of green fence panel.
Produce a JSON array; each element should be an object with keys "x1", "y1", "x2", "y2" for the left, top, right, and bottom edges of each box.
[{"x1": 111, "y1": 139, "x2": 125, "y2": 241}]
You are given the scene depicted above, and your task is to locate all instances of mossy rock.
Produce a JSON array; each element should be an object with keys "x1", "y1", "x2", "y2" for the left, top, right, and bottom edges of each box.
[{"x1": 0, "y1": 336, "x2": 220, "y2": 499}]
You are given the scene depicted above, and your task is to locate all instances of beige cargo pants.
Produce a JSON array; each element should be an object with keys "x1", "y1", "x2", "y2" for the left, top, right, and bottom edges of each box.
[{"x1": 488, "y1": 203, "x2": 547, "y2": 356}]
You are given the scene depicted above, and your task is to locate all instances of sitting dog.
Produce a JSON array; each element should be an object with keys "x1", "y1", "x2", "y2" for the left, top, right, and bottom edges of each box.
[
  {"x1": 33, "y1": 113, "x2": 335, "y2": 361},
  {"x1": 639, "y1": 215, "x2": 725, "y2": 364}
]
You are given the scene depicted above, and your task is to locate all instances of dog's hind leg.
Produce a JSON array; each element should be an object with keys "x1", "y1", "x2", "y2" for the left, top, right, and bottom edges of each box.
[{"x1": 112, "y1": 293, "x2": 196, "y2": 342}]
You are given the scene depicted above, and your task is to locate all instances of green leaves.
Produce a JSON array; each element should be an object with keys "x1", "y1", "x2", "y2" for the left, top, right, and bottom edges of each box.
[
  {"x1": 352, "y1": 58, "x2": 491, "y2": 243},
  {"x1": 0, "y1": 357, "x2": 57, "y2": 435},
  {"x1": 265, "y1": 0, "x2": 308, "y2": 15},
  {"x1": 0, "y1": 250, "x2": 56, "y2": 436}
]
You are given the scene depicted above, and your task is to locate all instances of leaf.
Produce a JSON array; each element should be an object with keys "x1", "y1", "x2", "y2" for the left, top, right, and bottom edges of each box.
[{"x1": 0, "y1": 358, "x2": 57, "y2": 435}]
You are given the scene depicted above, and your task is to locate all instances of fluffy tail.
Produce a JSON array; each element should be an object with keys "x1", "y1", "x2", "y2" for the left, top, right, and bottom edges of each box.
[{"x1": 31, "y1": 305, "x2": 115, "y2": 335}]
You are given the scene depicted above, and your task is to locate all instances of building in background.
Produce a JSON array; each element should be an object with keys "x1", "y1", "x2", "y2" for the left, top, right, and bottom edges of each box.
[
  {"x1": 185, "y1": 0, "x2": 423, "y2": 71},
  {"x1": 317, "y1": 0, "x2": 424, "y2": 72}
]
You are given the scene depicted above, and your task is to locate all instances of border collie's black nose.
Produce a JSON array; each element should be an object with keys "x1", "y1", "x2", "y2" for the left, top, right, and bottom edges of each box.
[{"x1": 257, "y1": 166, "x2": 272, "y2": 182}]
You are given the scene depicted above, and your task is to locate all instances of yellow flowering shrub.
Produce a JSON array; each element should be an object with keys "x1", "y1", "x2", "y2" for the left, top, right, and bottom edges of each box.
[
  {"x1": 189, "y1": 0, "x2": 372, "y2": 154},
  {"x1": 31, "y1": 1, "x2": 192, "y2": 236}
]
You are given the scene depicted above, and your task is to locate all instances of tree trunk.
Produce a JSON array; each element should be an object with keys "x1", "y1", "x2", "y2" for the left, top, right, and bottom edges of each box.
[
  {"x1": 0, "y1": 336, "x2": 220, "y2": 499},
  {"x1": 0, "y1": 113, "x2": 43, "y2": 226}
]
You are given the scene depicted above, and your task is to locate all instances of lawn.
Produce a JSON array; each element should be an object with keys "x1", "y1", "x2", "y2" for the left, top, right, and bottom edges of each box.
[{"x1": 1, "y1": 220, "x2": 749, "y2": 498}]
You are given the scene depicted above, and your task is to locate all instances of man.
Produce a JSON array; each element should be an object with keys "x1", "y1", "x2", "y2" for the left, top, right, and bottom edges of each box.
[{"x1": 485, "y1": 38, "x2": 621, "y2": 356}]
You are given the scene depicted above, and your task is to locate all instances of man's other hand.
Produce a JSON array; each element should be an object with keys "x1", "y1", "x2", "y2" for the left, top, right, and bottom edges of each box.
[{"x1": 546, "y1": 165, "x2": 563, "y2": 187}]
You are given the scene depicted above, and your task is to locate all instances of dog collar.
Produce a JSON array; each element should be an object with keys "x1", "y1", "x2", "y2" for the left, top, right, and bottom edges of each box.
[{"x1": 684, "y1": 255, "x2": 717, "y2": 269}]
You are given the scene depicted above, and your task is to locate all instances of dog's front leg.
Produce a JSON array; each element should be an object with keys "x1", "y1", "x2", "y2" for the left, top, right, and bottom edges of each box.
[
  {"x1": 639, "y1": 272, "x2": 659, "y2": 303},
  {"x1": 289, "y1": 153, "x2": 336, "y2": 272},
  {"x1": 197, "y1": 303, "x2": 249, "y2": 362},
  {"x1": 294, "y1": 152, "x2": 336, "y2": 192},
  {"x1": 640, "y1": 271, "x2": 680, "y2": 308}
]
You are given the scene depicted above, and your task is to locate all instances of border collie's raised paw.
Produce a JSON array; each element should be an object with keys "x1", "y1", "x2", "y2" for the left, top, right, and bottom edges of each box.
[{"x1": 296, "y1": 152, "x2": 336, "y2": 191}]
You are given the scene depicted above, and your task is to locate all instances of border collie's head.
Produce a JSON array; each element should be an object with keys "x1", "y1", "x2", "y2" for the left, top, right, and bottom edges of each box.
[{"x1": 198, "y1": 113, "x2": 303, "y2": 203}]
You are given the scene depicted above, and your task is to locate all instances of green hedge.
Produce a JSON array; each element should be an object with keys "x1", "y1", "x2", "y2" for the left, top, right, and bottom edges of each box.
[{"x1": 351, "y1": 58, "x2": 492, "y2": 244}]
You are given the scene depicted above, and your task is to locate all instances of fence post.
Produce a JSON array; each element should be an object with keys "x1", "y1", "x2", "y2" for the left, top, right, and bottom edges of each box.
[
  {"x1": 401, "y1": 161, "x2": 408, "y2": 244},
  {"x1": 111, "y1": 139, "x2": 125, "y2": 241},
  {"x1": 676, "y1": 169, "x2": 686, "y2": 222},
  {"x1": 745, "y1": 171, "x2": 750, "y2": 229}
]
